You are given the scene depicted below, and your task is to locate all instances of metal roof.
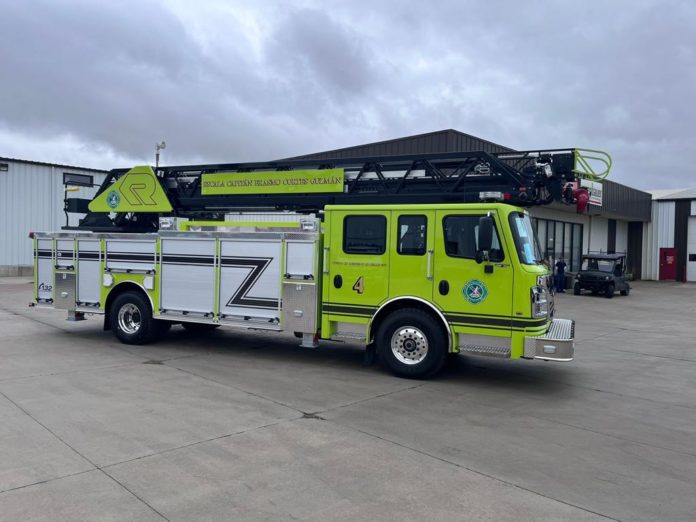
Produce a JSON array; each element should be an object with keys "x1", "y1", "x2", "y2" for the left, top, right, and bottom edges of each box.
[
  {"x1": 649, "y1": 187, "x2": 696, "y2": 200},
  {"x1": 0, "y1": 155, "x2": 108, "y2": 173},
  {"x1": 282, "y1": 129, "x2": 514, "y2": 161}
]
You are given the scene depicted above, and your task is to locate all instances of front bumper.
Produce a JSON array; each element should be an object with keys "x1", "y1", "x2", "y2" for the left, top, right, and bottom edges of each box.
[{"x1": 523, "y1": 318, "x2": 575, "y2": 361}]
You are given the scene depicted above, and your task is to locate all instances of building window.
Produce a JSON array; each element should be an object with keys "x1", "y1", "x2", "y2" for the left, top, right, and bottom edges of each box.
[
  {"x1": 0, "y1": 163, "x2": 8, "y2": 172},
  {"x1": 397, "y1": 215, "x2": 427, "y2": 255},
  {"x1": 343, "y1": 215, "x2": 387, "y2": 254},
  {"x1": 63, "y1": 172, "x2": 93, "y2": 187},
  {"x1": 532, "y1": 218, "x2": 584, "y2": 272}
]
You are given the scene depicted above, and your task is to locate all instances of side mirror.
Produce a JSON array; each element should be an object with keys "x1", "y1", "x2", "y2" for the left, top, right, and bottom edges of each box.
[{"x1": 476, "y1": 216, "x2": 493, "y2": 264}]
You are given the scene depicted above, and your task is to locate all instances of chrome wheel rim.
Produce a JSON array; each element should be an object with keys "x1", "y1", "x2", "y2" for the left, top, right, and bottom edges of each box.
[
  {"x1": 390, "y1": 326, "x2": 428, "y2": 365},
  {"x1": 117, "y1": 303, "x2": 142, "y2": 335}
]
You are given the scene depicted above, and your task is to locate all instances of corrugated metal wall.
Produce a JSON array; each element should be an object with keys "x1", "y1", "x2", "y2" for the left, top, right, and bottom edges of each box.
[
  {"x1": 0, "y1": 160, "x2": 106, "y2": 271},
  {"x1": 591, "y1": 180, "x2": 652, "y2": 222},
  {"x1": 642, "y1": 201, "x2": 676, "y2": 280}
]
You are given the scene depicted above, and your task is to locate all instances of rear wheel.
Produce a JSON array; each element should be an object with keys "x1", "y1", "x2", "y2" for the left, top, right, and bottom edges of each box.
[
  {"x1": 110, "y1": 291, "x2": 158, "y2": 345},
  {"x1": 376, "y1": 308, "x2": 447, "y2": 379},
  {"x1": 573, "y1": 283, "x2": 581, "y2": 295},
  {"x1": 605, "y1": 284, "x2": 615, "y2": 298},
  {"x1": 620, "y1": 286, "x2": 630, "y2": 296}
]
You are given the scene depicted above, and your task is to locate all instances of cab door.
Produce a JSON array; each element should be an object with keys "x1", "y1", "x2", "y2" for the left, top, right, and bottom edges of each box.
[
  {"x1": 389, "y1": 212, "x2": 435, "y2": 301},
  {"x1": 326, "y1": 210, "x2": 390, "y2": 321},
  {"x1": 433, "y1": 210, "x2": 513, "y2": 340}
]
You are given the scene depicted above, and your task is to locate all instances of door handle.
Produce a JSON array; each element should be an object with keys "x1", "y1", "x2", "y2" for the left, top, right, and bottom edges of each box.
[
  {"x1": 323, "y1": 247, "x2": 330, "y2": 274},
  {"x1": 438, "y1": 280, "x2": 449, "y2": 295},
  {"x1": 334, "y1": 275, "x2": 343, "y2": 289},
  {"x1": 426, "y1": 249, "x2": 433, "y2": 280}
]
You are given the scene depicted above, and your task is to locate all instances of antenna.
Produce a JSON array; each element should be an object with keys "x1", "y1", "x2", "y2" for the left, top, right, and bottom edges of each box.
[{"x1": 155, "y1": 141, "x2": 166, "y2": 169}]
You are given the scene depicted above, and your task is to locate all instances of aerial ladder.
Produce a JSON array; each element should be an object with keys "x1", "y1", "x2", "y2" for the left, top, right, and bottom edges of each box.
[{"x1": 66, "y1": 148, "x2": 611, "y2": 232}]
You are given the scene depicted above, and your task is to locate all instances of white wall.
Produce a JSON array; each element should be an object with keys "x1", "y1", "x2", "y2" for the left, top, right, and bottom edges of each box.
[
  {"x1": 642, "y1": 201, "x2": 675, "y2": 280},
  {"x1": 588, "y1": 216, "x2": 609, "y2": 253},
  {"x1": 0, "y1": 160, "x2": 106, "y2": 270},
  {"x1": 687, "y1": 216, "x2": 696, "y2": 282}
]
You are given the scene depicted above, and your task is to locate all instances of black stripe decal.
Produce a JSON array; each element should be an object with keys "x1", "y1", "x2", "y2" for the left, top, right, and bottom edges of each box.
[
  {"x1": 322, "y1": 304, "x2": 375, "y2": 316},
  {"x1": 221, "y1": 257, "x2": 278, "y2": 309},
  {"x1": 107, "y1": 253, "x2": 155, "y2": 262},
  {"x1": 162, "y1": 255, "x2": 215, "y2": 265},
  {"x1": 36, "y1": 250, "x2": 52, "y2": 258},
  {"x1": 445, "y1": 314, "x2": 547, "y2": 329},
  {"x1": 78, "y1": 252, "x2": 100, "y2": 260}
]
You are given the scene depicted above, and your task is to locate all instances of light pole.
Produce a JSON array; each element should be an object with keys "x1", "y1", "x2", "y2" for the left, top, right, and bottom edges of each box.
[{"x1": 155, "y1": 141, "x2": 166, "y2": 169}]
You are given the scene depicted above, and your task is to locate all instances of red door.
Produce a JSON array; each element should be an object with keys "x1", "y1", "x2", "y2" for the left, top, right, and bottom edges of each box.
[{"x1": 659, "y1": 247, "x2": 677, "y2": 280}]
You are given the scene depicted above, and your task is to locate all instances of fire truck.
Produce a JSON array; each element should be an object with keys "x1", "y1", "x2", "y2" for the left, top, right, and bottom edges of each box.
[{"x1": 31, "y1": 148, "x2": 610, "y2": 378}]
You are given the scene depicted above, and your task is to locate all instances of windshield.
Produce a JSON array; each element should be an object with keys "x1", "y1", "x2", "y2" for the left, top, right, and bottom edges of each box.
[
  {"x1": 582, "y1": 258, "x2": 615, "y2": 272},
  {"x1": 509, "y1": 212, "x2": 542, "y2": 265}
]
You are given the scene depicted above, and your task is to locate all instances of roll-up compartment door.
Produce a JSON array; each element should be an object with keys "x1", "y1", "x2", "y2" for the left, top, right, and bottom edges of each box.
[
  {"x1": 219, "y1": 239, "x2": 281, "y2": 320},
  {"x1": 36, "y1": 238, "x2": 54, "y2": 302},
  {"x1": 160, "y1": 238, "x2": 217, "y2": 315},
  {"x1": 77, "y1": 239, "x2": 101, "y2": 305},
  {"x1": 105, "y1": 240, "x2": 156, "y2": 272}
]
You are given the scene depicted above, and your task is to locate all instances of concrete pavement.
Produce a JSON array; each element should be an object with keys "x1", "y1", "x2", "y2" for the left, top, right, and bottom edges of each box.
[{"x1": 0, "y1": 277, "x2": 694, "y2": 521}]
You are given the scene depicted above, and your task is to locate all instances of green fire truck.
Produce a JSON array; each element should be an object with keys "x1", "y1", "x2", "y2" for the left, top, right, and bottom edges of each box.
[{"x1": 31, "y1": 148, "x2": 610, "y2": 378}]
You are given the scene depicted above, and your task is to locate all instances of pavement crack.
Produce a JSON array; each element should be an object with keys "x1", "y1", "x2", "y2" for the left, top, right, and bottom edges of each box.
[
  {"x1": 100, "y1": 469, "x2": 170, "y2": 521},
  {"x1": 0, "y1": 469, "x2": 95, "y2": 495}
]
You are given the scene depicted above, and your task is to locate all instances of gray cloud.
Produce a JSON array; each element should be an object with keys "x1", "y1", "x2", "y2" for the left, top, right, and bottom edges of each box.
[{"x1": 0, "y1": 0, "x2": 694, "y2": 189}]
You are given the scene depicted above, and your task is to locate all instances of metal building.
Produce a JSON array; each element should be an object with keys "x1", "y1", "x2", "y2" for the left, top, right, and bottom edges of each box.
[
  {"x1": 287, "y1": 129, "x2": 653, "y2": 279},
  {"x1": 643, "y1": 189, "x2": 696, "y2": 282},
  {"x1": 0, "y1": 157, "x2": 107, "y2": 275}
]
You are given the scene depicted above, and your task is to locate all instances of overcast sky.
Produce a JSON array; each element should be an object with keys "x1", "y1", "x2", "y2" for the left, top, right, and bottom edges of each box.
[{"x1": 1, "y1": 0, "x2": 694, "y2": 189}]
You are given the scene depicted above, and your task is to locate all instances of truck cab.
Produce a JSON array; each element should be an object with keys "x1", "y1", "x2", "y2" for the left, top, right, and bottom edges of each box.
[{"x1": 322, "y1": 203, "x2": 572, "y2": 378}]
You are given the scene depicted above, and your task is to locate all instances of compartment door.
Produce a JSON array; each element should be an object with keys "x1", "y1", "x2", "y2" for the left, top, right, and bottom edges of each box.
[
  {"x1": 77, "y1": 239, "x2": 101, "y2": 306},
  {"x1": 160, "y1": 238, "x2": 217, "y2": 315}
]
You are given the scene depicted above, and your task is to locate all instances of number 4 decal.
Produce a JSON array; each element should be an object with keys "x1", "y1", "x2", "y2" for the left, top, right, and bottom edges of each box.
[{"x1": 352, "y1": 276, "x2": 365, "y2": 294}]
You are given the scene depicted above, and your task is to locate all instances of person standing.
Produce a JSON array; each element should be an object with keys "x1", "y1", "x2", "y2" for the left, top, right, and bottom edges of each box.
[{"x1": 555, "y1": 258, "x2": 567, "y2": 293}]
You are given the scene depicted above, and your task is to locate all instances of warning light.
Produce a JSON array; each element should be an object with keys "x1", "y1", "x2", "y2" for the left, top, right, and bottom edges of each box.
[{"x1": 574, "y1": 187, "x2": 590, "y2": 214}]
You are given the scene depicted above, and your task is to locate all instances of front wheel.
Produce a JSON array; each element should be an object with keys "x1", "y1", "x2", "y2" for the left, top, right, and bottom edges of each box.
[
  {"x1": 605, "y1": 284, "x2": 615, "y2": 299},
  {"x1": 376, "y1": 308, "x2": 447, "y2": 379},
  {"x1": 109, "y1": 291, "x2": 158, "y2": 345},
  {"x1": 573, "y1": 283, "x2": 581, "y2": 295}
]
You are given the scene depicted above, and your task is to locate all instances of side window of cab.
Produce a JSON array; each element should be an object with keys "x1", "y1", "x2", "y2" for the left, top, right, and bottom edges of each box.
[{"x1": 442, "y1": 215, "x2": 504, "y2": 262}]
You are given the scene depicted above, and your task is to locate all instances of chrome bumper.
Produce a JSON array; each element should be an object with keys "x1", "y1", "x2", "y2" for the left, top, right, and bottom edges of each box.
[{"x1": 523, "y1": 318, "x2": 575, "y2": 361}]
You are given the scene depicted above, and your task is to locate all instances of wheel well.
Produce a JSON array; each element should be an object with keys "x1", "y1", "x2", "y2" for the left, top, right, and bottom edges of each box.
[
  {"x1": 103, "y1": 282, "x2": 151, "y2": 331},
  {"x1": 369, "y1": 298, "x2": 451, "y2": 348}
]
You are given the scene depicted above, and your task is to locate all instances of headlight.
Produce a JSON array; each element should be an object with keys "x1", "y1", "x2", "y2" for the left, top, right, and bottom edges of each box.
[
  {"x1": 605, "y1": 276, "x2": 611, "y2": 280},
  {"x1": 575, "y1": 274, "x2": 581, "y2": 280},
  {"x1": 531, "y1": 286, "x2": 548, "y2": 318}
]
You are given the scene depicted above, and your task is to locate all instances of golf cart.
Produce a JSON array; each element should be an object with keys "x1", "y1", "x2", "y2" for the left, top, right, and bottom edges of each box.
[{"x1": 573, "y1": 253, "x2": 630, "y2": 298}]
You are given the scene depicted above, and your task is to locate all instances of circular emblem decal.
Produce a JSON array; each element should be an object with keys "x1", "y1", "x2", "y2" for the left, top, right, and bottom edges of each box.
[
  {"x1": 107, "y1": 190, "x2": 121, "y2": 209},
  {"x1": 463, "y1": 280, "x2": 488, "y2": 304}
]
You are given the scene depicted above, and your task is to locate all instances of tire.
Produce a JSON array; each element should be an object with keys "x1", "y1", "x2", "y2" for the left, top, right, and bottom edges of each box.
[
  {"x1": 573, "y1": 283, "x2": 581, "y2": 295},
  {"x1": 109, "y1": 291, "x2": 158, "y2": 345},
  {"x1": 620, "y1": 286, "x2": 630, "y2": 296},
  {"x1": 376, "y1": 308, "x2": 447, "y2": 379},
  {"x1": 605, "y1": 284, "x2": 615, "y2": 299},
  {"x1": 181, "y1": 322, "x2": 220, "y2": 333}
]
